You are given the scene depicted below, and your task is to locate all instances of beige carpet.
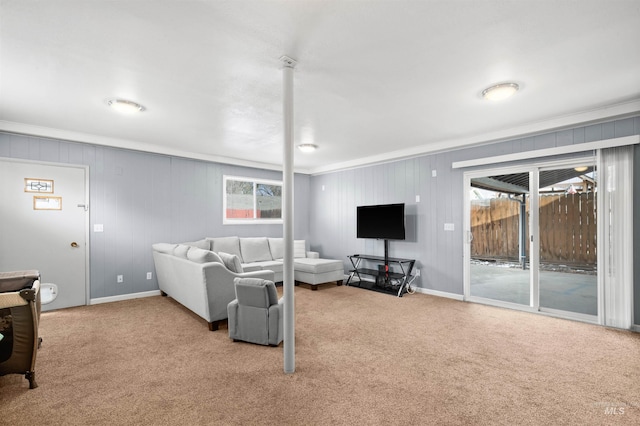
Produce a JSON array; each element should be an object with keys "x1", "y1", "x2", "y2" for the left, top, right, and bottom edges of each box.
[{"x1": 1, "y1": 285, "x2": 639, "y2": 425}]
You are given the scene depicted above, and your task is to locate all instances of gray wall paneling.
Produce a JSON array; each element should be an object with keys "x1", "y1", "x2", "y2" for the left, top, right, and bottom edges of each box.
[
  {"x1": 1, "y1": 115, "x2": 638, "y2": 325},
  {"x1": 310, "y1": 116, "x2": 640, "y2": 326},
  {"x1": 0, "y1": 132, "x2": 309, "y2": 299},
  {"x1": 636, "y1": 138, "x2": 640, "y2": 326}
]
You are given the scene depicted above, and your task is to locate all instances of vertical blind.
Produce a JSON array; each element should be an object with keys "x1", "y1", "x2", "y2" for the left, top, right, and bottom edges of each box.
[{"x1": 601, "y1": 145, "x2": 634, "y2": 329}]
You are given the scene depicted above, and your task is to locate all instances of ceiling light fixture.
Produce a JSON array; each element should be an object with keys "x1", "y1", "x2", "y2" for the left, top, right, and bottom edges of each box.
[
  {"x1": 107, "y1": 99, "x2": 145, "y2": 114},
  {"x1": 297, "y1": 144, "x2": 318, "y2": 153},
  {"x1": 574, "y1": 166, "x2": 589, "y2": 173},
  {"x1": 482, "y1": 82, "x2": 519, "y2": 101}
]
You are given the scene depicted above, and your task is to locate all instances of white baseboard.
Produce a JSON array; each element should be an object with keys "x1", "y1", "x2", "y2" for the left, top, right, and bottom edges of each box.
[
  {"x1": 90, "y1": 290, "x2": 161, "y2": 305},
  {"x1": 412, "y1": 286, "x2": 464, "y2": 301}
]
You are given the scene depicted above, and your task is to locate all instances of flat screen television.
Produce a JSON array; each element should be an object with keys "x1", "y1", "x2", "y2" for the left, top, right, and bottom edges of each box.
[{"x1": 357, "y1": 203, "x2": 405, "y2": 240}]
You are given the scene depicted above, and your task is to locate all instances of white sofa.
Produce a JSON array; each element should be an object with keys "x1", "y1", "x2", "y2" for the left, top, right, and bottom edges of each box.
[
  {"x1": 152, "y1": 237, "x2": 344, "y2": 331},
  {"x1": 199, "y1": 237, "x2": 345, "y2": 288},
  {"x1": 152, "y1": 243, "x2": 275, "y2": 331}
]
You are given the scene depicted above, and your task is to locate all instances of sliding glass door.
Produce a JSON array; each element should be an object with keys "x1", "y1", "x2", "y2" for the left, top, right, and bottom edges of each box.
[
  {"x1": 537, "y1": 165, "x2": 598, "y2": 315},
  {"x1": 465, "y1": 158, "x2": 598, "y2": 320},
  {"x1": 469, "y1": 172, "x2": 530, "y2": 306}
]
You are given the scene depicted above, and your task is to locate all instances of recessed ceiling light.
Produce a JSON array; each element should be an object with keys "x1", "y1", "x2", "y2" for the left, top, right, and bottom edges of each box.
[
  {"x1": 107, "y1": 99, "x2": 145, "y2": 114},
  {"x1": 482, "y1": 83, "x2": 519, "y2": 101},
  {"x1": 297, "y1": 144, "x2": 318, "y2": 153}
]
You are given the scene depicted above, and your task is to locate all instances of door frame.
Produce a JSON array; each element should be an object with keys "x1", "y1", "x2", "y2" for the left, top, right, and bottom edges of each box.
[
  {"x1": 463, "y1": 155, "x2": 598, "y2": 324},
  {"x1": 0, "y1": 157, "x2": 90, "y2": 306}
]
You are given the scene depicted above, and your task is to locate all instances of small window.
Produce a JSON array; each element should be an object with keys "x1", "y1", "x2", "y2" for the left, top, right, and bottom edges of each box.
[{"x1": 223, "y1": 176, "x2": 282, "y2": 224}]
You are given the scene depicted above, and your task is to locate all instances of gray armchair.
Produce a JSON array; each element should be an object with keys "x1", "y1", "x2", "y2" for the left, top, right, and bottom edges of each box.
[{"x1": 227, "y1": 277, "x2": 283, "y2": 346}]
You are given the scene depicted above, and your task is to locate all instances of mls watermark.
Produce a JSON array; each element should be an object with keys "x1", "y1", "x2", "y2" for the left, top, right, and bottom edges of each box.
[{"x1": 593, "y1": 401, "x2": 639, "y2": 415}]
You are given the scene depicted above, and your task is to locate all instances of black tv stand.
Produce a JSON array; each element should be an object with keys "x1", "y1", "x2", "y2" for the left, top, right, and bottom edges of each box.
[{"x1": 346, "y1": 253, "x2": 415, "y2": 297}]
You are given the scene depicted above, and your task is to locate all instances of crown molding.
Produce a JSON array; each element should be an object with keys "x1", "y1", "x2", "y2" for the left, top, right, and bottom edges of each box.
[
  {"x1": 308, "y1": 99, "x2": 640, "y2": 175},
  {"x1": 0, "y1": 120, "x2": 310, "y2": 174},
  {"x1": 2, "y1": 99, "x2": 638, "y2": 177}
]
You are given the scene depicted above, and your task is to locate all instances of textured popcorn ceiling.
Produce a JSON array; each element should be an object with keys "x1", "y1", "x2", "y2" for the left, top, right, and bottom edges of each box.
[{"x1": 0, "y1": 1, "x2": 638, "y2": 173}]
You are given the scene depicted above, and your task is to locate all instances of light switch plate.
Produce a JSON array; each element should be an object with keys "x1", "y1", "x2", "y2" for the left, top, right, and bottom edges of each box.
[
  {"x1": 444, "y1": 223, "x2": 455, "y2": 231},
  {"x1": 94, "y1": 224, "x2": 104, "y2": 232}
]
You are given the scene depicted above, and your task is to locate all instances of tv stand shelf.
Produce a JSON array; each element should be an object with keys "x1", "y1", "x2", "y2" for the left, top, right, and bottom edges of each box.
[{"x1": 346, "y1": 254, "x2": 415, "y2": 297}]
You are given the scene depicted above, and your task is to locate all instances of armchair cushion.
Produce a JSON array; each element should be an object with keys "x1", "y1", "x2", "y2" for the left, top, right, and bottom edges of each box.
[{"x1": 234, "y1": 277, "x2": 279, "y2": 308}]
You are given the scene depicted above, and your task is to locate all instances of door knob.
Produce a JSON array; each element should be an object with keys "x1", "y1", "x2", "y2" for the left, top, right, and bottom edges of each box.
[{"x1": 70, "y1": 242, "x2": 79, "y2": 248}]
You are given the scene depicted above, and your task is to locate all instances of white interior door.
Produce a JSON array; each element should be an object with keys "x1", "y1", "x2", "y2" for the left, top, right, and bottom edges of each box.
[{"x1": 0, "y1": 159, "x2": 88, "y2": 311}]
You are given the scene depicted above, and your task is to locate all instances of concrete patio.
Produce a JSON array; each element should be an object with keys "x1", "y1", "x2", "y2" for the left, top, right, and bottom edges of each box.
[{"x1": 470, "y1": 262, "x2": 597, "y2": 315}]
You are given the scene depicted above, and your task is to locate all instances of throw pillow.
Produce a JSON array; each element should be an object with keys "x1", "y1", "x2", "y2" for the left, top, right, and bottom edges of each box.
[
  {"x1": 187, "y1": 247, "x2": 222, "y2": 264},
  {"x1": 152, "y1": 243, "x2": 177, "y2": 254},
  {"x1": 218, "y1": 251, "x2": 244, "y2": 274},
  {"x1": 173, "y1": 244, "x2": 190, "y2": 259},
  {"x1": 182, "y1": 239, "x2": 210, "y2": 250},
  {"x1": 240, "y1": 237, "x2": 272, "y2": 263}
]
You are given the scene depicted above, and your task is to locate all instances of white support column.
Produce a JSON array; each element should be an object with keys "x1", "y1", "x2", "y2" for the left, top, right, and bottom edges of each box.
[{"x1": 281, "y1": 55, "x2": 296, "y2": 374}]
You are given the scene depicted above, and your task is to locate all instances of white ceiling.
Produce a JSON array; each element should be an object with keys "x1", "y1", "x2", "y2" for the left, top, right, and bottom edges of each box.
[{"x1": 1, "y1": 1, "x2": 639, "y2": 174}]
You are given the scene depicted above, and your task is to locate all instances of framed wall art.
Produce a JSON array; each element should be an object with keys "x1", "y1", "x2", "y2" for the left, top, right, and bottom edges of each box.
[
  {"x1": 33, "y1": 196, "x2": 62, "y2": 210},
  {"x1": 24, "y1": 178, "x2": 54, "y2": 193}
]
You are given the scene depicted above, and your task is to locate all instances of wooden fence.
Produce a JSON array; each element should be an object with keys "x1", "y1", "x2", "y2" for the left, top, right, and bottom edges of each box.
[
  {"x1": 225, "y1": 208, "x2": 282, "y2": 219},
  {"x1": 471, "y1": 192, "x2": 597, "y2": 266}
]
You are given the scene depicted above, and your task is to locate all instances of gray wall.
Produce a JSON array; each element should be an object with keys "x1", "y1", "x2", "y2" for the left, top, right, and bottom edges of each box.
[
  {"x1": 635, "y1": 142, "x2": 640, "y2": 326},
  {"x1": 309, "y1": 116, "x2": 640, "y2": 325},
  {"x1": 0, "y1": 132, "x2": 310, "y2": 299},
  {"x1": 1, "y1": 116, "x2": 639, "y2": 325}
]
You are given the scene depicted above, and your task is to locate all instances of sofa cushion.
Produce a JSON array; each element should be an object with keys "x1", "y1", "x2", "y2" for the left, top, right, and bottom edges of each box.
[
  {"x1": 268, "y1": 238, "x2": 283, "y2": 260},
  {"x1": 294, "y1": 240, "x2": 306, "y2": 258},
  {"x1": 218, "y1": 252, "x2": 244, "y2": 274},
  {"x1": 187, "y1": 247, "x2": 222, "y2": 264},
  {"x1": 293, "y1": 258, "x2": 344, "y2": 274},
  {"x1": 174, "y1": 244, "x2": 191, "y2": 259},
  {"x1": 240, "y1": 238, "x2": 272, "y2": 263},
  {"x1": 152, "y1": 243, "x2": 177, "y2": 255},
  {"x1": 242, "y1": 260, "x2": 284, "y2": 274},
  {"x1": 182, "y1": 239, "x2": 210, "y2": 250},
  {"x1": 209, "y1": 237, "x2": 243, "y2": 262}
]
